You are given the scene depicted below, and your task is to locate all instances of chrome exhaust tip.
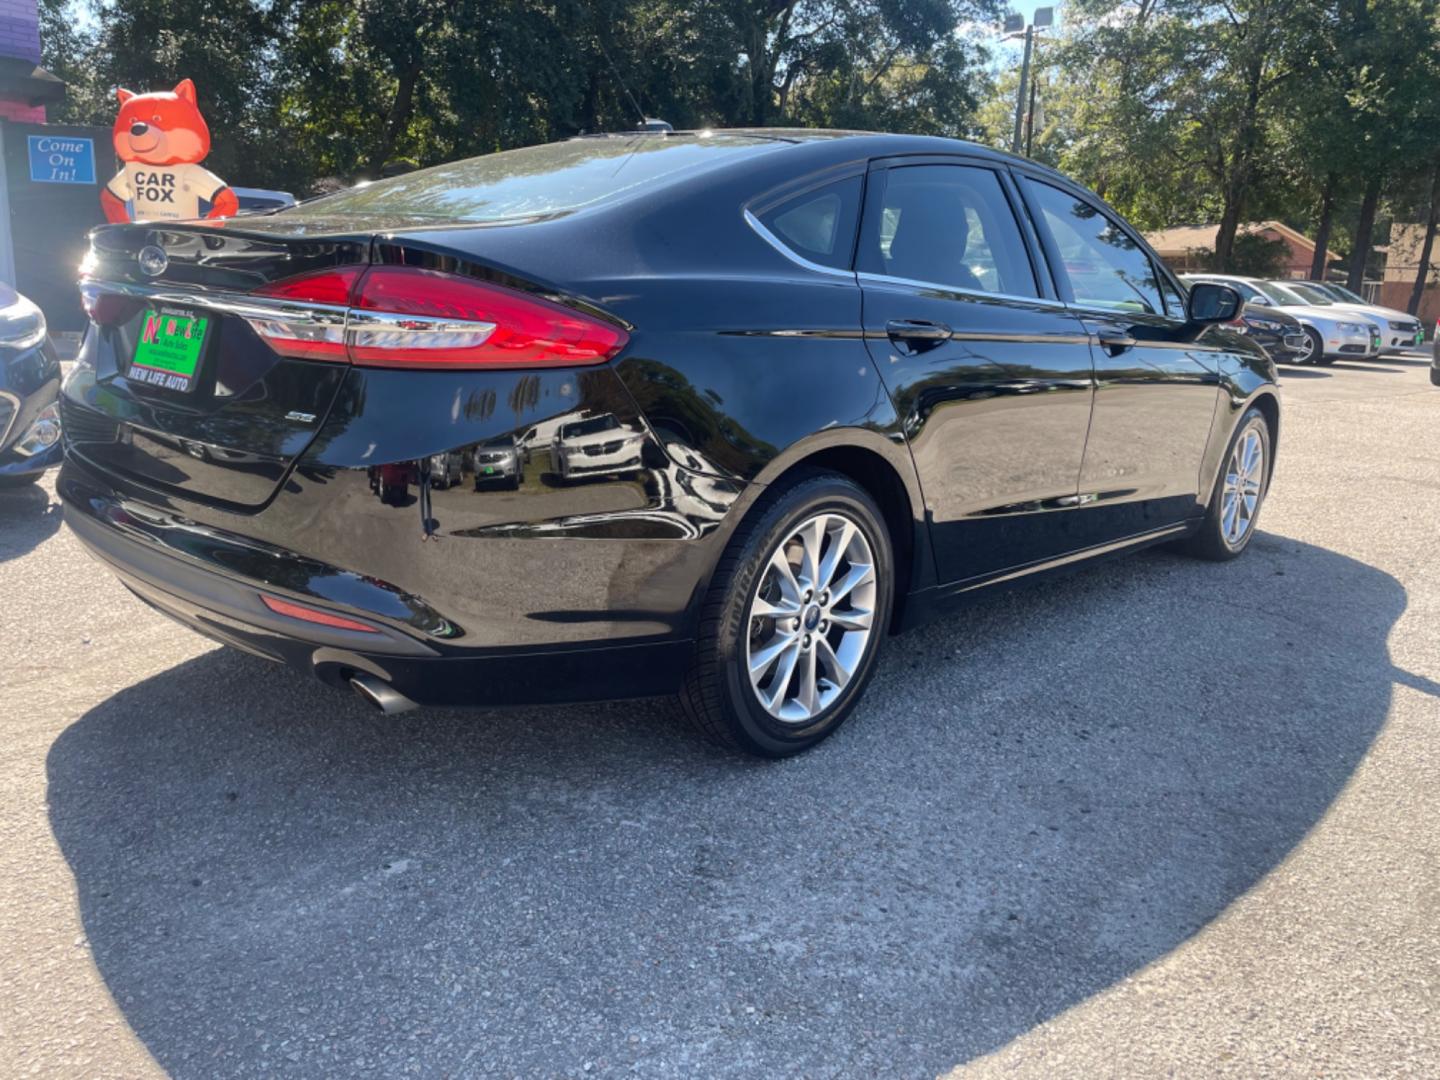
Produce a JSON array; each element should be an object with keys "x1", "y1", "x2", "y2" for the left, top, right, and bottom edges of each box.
[{"x1": 349, "y1": 674, "x2": 418, "y2": 715}]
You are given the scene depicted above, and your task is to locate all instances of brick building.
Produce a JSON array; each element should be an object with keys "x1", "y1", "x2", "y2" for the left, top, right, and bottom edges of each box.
[
  {"x1": 1143, "y1": 221, "x2": 1331, "y2": 278},
  {"x1": 1379, "y1": 224, "x2": 1440, "y2": 327},
  {"x1": 0, "y1": 0, "x2": 62, "y2": 122}
]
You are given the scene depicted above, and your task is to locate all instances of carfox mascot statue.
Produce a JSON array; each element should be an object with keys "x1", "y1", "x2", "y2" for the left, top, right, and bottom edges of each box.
[{"x1": 101, "y1": 79, "x2": 237, "y2": 224}]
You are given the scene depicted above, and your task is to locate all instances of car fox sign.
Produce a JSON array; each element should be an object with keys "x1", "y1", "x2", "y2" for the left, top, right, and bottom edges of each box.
[{"x1": 101, "y1": 79, "x2": 237, "y2": 223}]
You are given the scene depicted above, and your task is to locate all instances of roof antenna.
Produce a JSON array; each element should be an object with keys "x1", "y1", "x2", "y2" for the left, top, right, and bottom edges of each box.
[{"x1": 596, "y1": 37, "x2": 648, "y2": 129}]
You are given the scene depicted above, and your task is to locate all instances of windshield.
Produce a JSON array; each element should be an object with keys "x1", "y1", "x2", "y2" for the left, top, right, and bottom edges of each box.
[
  {"x1": 1323, "y1": 283, "x2": 1366, "y2": 303},
  {"x1": 1285, "y1": 282, "x2": 1336, "y2": 305},
  {"x1": 1257, "y1": 281, "x2": 1312, "y2": 306},
  {"x1": 293, "y1": 134, "x2": 779, "y2": 223},
  {"x1": 561, "y1": 415, "x2": 621, "y2": 439}
]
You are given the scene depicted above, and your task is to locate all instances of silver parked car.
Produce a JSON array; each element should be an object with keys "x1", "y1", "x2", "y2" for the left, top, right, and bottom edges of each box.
[
  {"x1": 1291, "y1": 281, "x2": 1424, "y2": 354},
  {"x1": 1182, "y1": 274, "x2": 1379, "y2": 365}
]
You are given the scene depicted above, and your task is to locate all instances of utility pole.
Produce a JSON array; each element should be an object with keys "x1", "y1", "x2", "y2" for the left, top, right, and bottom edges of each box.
[
  {"x1": 1003, "y1": 7, "x2": 1054, "y2": 157},
  {"x1": 1011, "y1": 25, "x2": 1033, "y2": 156},
  {"x1": 1024, "y1": 61, "x2": 1039, "y2": 157}
]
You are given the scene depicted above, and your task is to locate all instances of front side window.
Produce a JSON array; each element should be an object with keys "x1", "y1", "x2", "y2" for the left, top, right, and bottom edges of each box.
[
  {"x1": 1024, "y1": 180, "x2": 1165, "y2": 315},
  {"x1": 858, "y1": 164, "x2": 1037, "y2": 297}
]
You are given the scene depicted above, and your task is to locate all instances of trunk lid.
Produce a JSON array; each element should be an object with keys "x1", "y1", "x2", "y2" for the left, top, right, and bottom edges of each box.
[{"x1": 64, "y1": 221, "x2": 371, "y2": 510}]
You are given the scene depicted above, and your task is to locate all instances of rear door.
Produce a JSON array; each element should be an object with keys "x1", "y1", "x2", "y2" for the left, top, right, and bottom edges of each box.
[
  {"x1": 63, "y1": 223, "x2": 369, "y2": 510},
  {"x1": 856, "y1": 157, "x2": 1096, "y2": 584},
  {"x1": 1016, "y1": 174, "x2": 1223, "y2": 544}
]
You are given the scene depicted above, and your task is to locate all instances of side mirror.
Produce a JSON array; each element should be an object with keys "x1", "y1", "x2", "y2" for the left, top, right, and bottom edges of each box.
[{"x1": 1188, "y1": 282, "x2": 1242, "y2": 324}]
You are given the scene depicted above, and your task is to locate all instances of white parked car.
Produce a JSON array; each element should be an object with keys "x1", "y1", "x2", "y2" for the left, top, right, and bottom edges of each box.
[
  {"x1": 1182, "y1": 274, "x2": 1379, "y2": 365},
  {"x1": 552, "y1": 413, "x2": 645, "y2": 481},
  {"x1": 1288, "y1": 281, "x2": 1425, "y2": 354}
]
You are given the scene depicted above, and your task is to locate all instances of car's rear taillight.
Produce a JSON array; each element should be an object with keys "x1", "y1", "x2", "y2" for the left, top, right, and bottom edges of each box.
[{"x1": 249, "y1": 266, "x2": 628, "y2": 369}]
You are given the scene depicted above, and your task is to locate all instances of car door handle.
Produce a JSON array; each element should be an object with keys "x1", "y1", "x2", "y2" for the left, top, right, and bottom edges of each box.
[
  {"x1": 1095, "y1": 328, "x2": 1136, "y2": 356},
  {"x1": 886, "y1": 319, "x2": 952, "y2": 344}
]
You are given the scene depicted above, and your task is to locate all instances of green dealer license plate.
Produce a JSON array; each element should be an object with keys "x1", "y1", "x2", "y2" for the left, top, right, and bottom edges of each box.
[{"x1": 130, "y1": 308, "x2": 209, "y2": 392}]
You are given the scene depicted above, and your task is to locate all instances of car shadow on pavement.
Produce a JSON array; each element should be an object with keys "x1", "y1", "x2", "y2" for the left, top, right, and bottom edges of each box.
[
  {"x1": 0, "y1": 481, "x2": 61, "y2": 563},
  {"x1": 46, "y1": 533, "x2": 1405, "y2": 1079}
]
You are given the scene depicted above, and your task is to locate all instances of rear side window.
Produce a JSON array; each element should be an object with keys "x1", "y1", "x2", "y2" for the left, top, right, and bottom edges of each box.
[
  {"x1": 1024, "y1": 179, "x2": 1166, "y2": 314},
  {"x1": 753, "y1": 175, "x2": 862, "y2": 270},
  {"x1": 858, "y1": 164, "x2": 1037, "y2": 297}
]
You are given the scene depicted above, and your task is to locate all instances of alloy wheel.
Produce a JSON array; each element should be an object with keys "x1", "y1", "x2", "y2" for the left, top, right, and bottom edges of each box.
[
  {"x1": 744, "y1": 511, "x2": 877, "y2": 724},
  {"x1": 1221, "y1": 426, "x2": 1265, "y2": 547}
]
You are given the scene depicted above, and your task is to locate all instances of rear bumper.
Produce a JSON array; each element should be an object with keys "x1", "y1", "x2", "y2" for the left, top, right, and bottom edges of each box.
[{"x1": 59, "y1": 464, "x2": 695, "y2": 707}]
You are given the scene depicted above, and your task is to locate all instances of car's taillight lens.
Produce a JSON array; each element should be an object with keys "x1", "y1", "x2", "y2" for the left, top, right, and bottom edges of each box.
[{"x1": 249, "y1": 266, "x2": 627, "y2": 369}]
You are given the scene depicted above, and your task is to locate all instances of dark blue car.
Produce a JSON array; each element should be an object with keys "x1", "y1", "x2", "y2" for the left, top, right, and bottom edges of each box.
[{"x1": 0, "y1": 283, "x2": 61, "y2": 486}]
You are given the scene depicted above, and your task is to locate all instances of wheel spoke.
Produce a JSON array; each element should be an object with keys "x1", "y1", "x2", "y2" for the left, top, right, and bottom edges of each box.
[
  {"x1": 828, "y1": 606, "x2": 873, "y2": 632},
  {"x1": 1221, "y1": 496, "x2": 1239, "y2": 541},
  {"x1": 816, "y1": 518, "x2": 855, "y2": 593},
  {"x1": 795, "y1": 644, "x2": 819, "y2": 716},
  {"x1": 760, "y1": 640, "x2": 801, "y2": 711},
  {"x1": 816, "y1": 635, "x2": 850, "y2": 691},
  {"x1": 767, "y1": 548, "x2": 802, "y2": 603},
  {"x1": 752, "y1": 594, "x2": 801, "y2": 619},
  {"x1": 828, "y1": 561, "x2": 874, "y2": 607},
  {"x1": 797, "y1": 517, "x2": 824, "y2": 590},
  {"x1": 749, "y1": 633, "x2": 794, "y2": 678}
]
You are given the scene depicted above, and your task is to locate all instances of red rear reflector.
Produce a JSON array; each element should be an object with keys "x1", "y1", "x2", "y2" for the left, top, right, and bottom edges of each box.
[
  {"x1": 261, "y1": 594, "x2": 379, "y2": 633},
  {"x1": 248, "y1": 266, "x2": 628, "y2": 370}
]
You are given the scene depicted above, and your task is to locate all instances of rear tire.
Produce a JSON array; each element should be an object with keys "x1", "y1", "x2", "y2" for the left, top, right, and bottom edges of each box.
[
  {"x1": 1430, "y1": 365, "x2": 1440, "y2": 386},
  {"x1": 1180, "y1": 407, "x2": 1271, "y2": 562},
  {"x1": 0, "y1": 474, "x2": 40, "y2": 489},
  {"x1": 678, "y1": 471, "x2": 894, "y2": 757}
]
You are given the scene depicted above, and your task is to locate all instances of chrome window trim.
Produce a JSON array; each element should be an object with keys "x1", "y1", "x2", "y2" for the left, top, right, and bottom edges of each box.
[
  {"x1": 855, "y1": 270, "x2": 1065, "y2": 311},
  {"x1": 1063, "y1": 301, "x2": 1173, "y2": 321},
  {"x1": 742, "y1": 209, "x2": 857, "y2": 280}
]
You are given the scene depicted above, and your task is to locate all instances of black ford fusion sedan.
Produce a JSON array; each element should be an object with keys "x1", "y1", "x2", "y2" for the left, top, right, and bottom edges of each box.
[
  {"x1": 0, "y1": 284, "x2": 62, "y2": 486},
  {"x1": 59, "y1": 130, "x2": 1277, "y2": 756}
]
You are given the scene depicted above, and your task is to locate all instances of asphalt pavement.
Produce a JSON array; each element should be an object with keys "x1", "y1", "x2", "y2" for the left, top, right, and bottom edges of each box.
[{"x1": 2, "y1": 353, "x2": 1437, "y2": 1078}]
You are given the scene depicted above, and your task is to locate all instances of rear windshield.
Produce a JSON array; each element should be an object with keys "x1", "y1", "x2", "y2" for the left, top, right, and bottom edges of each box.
[{"x1": 298, "y1": 135, "x2": 779, "y2": 223}]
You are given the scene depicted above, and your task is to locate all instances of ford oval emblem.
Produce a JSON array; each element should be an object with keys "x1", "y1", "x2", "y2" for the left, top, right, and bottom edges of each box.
[{"x1": 138, "y1": 245, "x2": 168, "y2": 277}]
